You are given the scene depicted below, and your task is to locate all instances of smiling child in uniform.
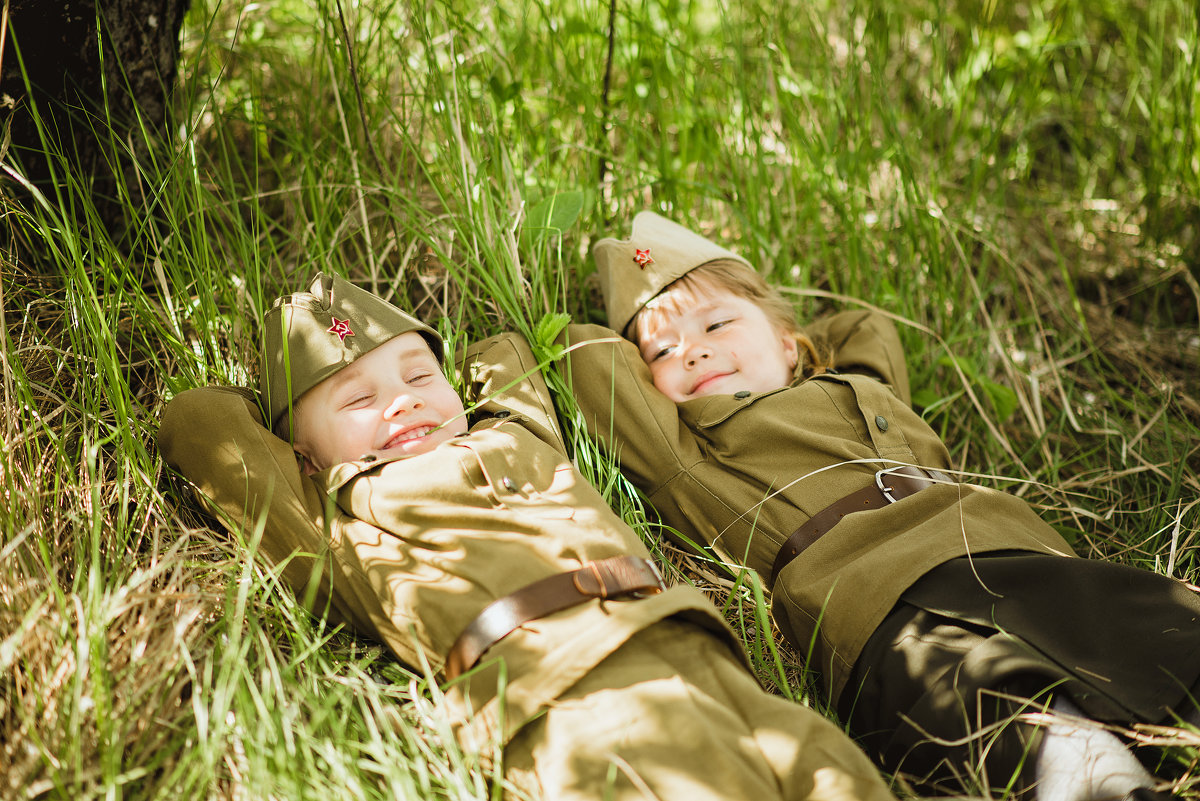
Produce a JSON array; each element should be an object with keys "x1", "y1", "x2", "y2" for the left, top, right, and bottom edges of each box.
[{"x1": 561, "y1": 211, "x2": 1200, "y2": 800}]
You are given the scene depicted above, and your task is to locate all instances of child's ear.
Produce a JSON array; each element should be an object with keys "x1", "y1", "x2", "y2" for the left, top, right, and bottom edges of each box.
[
  {"x1": 782, "y1": 331, "x2": 800, "y2": 370},
  {"x1": 295, "y1": 450, "x2": 317, "y2": 476}
]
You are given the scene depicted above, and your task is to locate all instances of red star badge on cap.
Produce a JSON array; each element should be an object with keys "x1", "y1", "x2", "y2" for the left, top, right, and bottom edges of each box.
[
  {"x1": 327, "y1": 318, "x2": 354, "y2": 341},
  {"x1": 633, "y1": 248, "x2": 654, "y2": 268}
]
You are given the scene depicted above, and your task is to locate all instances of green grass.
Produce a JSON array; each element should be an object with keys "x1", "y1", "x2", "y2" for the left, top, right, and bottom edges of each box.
[{"x1": 1, "y1": 0, "x2": 1197, "y2": 798}]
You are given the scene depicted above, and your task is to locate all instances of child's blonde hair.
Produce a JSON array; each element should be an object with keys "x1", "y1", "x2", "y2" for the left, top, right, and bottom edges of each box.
[{"x1": 629, "y1": 260, "x2": 834, "y2": 378}]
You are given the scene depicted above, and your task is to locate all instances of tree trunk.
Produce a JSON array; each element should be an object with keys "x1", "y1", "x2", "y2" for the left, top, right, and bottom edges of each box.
[{"x1": 0, "y1": 0, "x2": 190, "y2": 239}]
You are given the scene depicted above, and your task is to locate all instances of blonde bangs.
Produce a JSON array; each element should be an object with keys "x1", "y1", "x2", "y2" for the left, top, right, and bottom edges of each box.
[
  {"x1": 629, "y1": 260, "x2": 834, "y2": 376},
  {"x1": 632, "y1": 278, "x2": 712, "y2": 347},
  {"x1": 631, "y1": 261, "x2": 795, "y2": 345}
]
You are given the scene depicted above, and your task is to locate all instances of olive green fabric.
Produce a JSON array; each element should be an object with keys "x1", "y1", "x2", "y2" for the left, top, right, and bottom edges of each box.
[
  {"x1": 159, "y1": 332, "x2": 900, "y2": 800},
  {"x1": 505, "y1": 619, "x2": 899, "y2": 801},
  {"x1": 594, "y1": 211, "x2": 753, "y2": 335},
  {"x1": 260, "y1": 271, "x2": 441, "y2": 430},
  {"x1": 561, "y1": 311, "x2": 1074, "y2": 700}
]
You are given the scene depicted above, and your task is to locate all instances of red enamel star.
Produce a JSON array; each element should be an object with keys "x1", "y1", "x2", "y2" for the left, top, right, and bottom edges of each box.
[
  {"x1": 633, "y1": 248, "x2": 654, "y2": 268},
  {"x1": 327, "y1": 318, "x2": 354, "y2": 341}
]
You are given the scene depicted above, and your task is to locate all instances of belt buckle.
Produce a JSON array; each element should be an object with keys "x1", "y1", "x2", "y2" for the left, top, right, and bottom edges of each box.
[
  {"x1": 875, "y1": 465, "x2": 920, "y2": 503},
  {"x1": 574, "y1": 556, "x2": 667, "y2": 600},
  {"x1": 632, "y1": 558, "x2": 667, "y2": 598}
]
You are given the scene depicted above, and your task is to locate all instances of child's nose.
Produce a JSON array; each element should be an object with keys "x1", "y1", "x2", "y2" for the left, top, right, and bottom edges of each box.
[
  {"x1": 384, "y1": 392, "x2": 422, "y2": 417},
  {"x1": 684, "y1": 343, "x2": 712, "y2": 367}
]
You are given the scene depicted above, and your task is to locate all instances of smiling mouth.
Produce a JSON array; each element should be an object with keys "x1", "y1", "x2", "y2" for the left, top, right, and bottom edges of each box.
[
  {"x1": 690, "y1": 372, "x2": 733, "y2": 396},
  {"x1": 383, "y1": 425, "x2": 438, "y2": 449}
]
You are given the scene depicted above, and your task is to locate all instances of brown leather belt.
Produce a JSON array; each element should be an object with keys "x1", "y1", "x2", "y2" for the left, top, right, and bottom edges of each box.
[
  {"x1": 443, "y1": 555, "x2": 666, "y2": 681},
  {"x1": 770, "y1": 465, "x2": 952, "y2": 584}
]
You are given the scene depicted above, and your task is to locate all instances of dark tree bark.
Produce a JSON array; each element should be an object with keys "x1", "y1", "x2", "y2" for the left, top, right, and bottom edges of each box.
[{"x1": 0, "y1": 0, "x2": 190, "y2": 238}]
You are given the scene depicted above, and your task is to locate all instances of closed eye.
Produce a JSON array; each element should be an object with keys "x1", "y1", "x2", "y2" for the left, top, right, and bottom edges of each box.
[
  {"x1": 706, "y1": 318, "x2": 733, "y2": 332},
  {"x1": 650, "y1": 344, "x2": 675, "y2": 362},
  {"x1": 341, "y1": 393, "x2": 373, "y2": 409}
]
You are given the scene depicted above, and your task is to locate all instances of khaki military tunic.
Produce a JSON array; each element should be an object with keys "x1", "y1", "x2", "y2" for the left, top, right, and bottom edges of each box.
[
  {"x1": 561, "y1": 313, "x2": 1200, "y2": 720},
  {"x1": 158, "y1": 333, "x2": 898, "y2": 801}
]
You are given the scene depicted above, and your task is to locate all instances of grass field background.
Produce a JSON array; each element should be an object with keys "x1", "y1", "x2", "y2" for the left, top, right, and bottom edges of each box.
[{"x1": 2, "y1": 0, "x2": 1198, "y2": 797}]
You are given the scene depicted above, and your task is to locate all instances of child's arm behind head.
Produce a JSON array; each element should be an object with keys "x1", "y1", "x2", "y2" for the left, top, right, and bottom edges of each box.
[
  {"x1": 558, "y1": 322, "x2": 706, "y2": 483},
  {"x1": 158, "y1": 385, "x2": 342, "y2": 615},
  {"x1": 799, "y1": 310, "x2": 912, "y2": 406}
]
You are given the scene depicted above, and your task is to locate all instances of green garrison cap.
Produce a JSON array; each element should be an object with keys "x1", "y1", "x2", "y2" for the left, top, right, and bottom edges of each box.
[
  {"x1": 593, "y1": 211, "x2": 754, "y2": 335},
  {"x1": 260, "y1": 272, "x2": 442, "y2": 429}
]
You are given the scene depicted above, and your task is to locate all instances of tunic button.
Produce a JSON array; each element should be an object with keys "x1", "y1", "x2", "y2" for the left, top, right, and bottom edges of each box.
[
  {"x1": 494, "y1": 410, "x2": 511, "y2": 418},
  {"x1": 360, "y1": 454, "x2": 378, "y2": 463},
  {"x1": 502, "y1": 476, "x2": 517, "y2": 491},
  {"x1": 734, "y1": 390, "x2": 752, "y2": 400},
  {"x1": 875, "y1": 415, "x2": 889, "y2": 432}
]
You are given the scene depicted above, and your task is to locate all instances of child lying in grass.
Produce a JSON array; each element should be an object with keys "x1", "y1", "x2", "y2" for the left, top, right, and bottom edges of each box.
[
  {"x1": 561, "y1": 211, "x2": 1199, "y2": 801},
  {"x1": 157, "y1": 271, "x2": 900, "y2": 801}
]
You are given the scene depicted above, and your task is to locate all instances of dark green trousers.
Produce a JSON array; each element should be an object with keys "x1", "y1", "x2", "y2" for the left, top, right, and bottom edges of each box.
[{"x1": 840, "y1": 553, "x2": 1200, "y2": 796}]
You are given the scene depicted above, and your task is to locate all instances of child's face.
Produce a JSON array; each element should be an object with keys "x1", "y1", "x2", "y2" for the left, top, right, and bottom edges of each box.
[
  {"x1": 292, "y1": 331, "x2": 467, "y2": 473},
  {"x1": 634, "y1": 284, "x2": 798, "y2": 403}
]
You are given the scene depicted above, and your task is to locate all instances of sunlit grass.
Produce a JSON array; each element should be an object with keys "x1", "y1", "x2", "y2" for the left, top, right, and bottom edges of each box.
[{"x1": 1, "y1": 0, "x2": 1197, "y2": 798}]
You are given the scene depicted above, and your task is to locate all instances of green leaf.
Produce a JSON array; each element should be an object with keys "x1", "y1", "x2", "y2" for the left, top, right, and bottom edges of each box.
[
  {"x1": 980, "y1": 377, "x2": 1018, "y2": 422},
  {"x1": 935, "y1": 357, "x2": 1016, "y2": 421},
  {"x1": 524, "y1": 191, "x2": 584, "y2": 240},
  {"x1": 911, "y1": 388, "x2": 942, "y2": 410},
  {"x1": 531, "y1": 312, "x2": 571, "y2": 362},
  {"x1": 562, "y1": 17, "x2": 602, "y2": 38},
  {"x1": 937, "y1": 355, "x2": 978, "y2": 382}
]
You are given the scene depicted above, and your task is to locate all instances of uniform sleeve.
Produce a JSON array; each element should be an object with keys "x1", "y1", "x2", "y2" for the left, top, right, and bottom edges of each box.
[
  {"x1": 156, "y1": 386, "x2": 345, "y2": 623},
  {"x1": 801, "y1": 310, "x2": 912, "y2": 406},
  {"x1": 559, "y1": 323, "x2": 705, "y2": 491},
  {"x1": 461, "y1": 332, "x2": 567, "y2": 455}
]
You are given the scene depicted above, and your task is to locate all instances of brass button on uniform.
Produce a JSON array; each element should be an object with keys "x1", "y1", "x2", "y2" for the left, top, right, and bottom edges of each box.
[
  {"x1": 502, "y1": 476, "x2": 517, "y2": 491},
  {"x1": 361, "y1": 454, "x2": 378, "y2": 463},
  {"x1": 734, "y1": 390, "x2": 752, "y2": 400},
  {"x1": 875, "y1": 415, "x2": 889, "y2": 432},
  {"x1": 494, "y1": 410, "x2": 511, "y2": 418}
]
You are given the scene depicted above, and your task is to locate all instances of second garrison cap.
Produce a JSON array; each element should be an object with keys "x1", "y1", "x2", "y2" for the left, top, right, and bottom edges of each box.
[{"x1": 593, "y1": 211, "x2": 755, "y2": 335}]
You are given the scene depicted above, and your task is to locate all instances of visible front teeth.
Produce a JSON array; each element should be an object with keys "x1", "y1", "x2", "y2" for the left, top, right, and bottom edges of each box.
[{"x1": 394, "y1": 426, "x2": 433, "y2": 444}]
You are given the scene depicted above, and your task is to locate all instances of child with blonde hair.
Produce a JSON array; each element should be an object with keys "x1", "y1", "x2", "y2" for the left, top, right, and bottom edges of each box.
[{"x1": 562, "y1": 211, "x2": 1199, "y2": 801}]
